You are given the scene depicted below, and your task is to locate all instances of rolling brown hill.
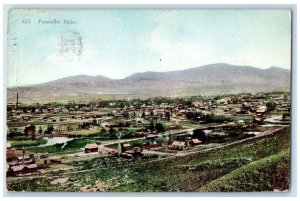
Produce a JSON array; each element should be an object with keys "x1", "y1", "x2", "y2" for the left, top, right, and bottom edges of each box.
[{"x1": 7, "y1": 63, "x2": 290, "y2": 102}]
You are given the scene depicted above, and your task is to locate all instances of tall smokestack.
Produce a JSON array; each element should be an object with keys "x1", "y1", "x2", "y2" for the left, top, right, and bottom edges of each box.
[
  {"x1": 15, "y1": 92, "x2": 19, "y2": 109},
  {"x1": 16, "y1": 92, "x2": 19, "y2": 108}
]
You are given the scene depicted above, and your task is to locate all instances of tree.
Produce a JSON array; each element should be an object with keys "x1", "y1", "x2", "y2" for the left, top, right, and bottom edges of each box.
[
  {"x1": 93, "y1": 118, "x2": 97, "y2": 125},
  {"x1": 38, "y1": 126, "x2": 43, "y2": 135},
  {"x1": 186, "y1": 111, "x2": 195, "y2": 120},
  {"x1": 31, "y1": 107, "x2": 36, "y2": 113},
  {"x1": 156, "y1": 136, "x2": 168, "y2": 146},
  {"x1": 123, "y1": 130, "x2": 135, "y2": 139},
  {"x1": 155, "y1": 123, "x2": 165, "y2": 133},
  {"x1": 123, "y1": 111, "x2": 129, "y2": 119},
  {"x1": 266, "y1": 101, "x2": 276, "y2": 112},
  {"x1": 192, "y1": 129, "x2": 206, "y2": 142},
  {"x1": 133, "y1": 111, "x2": 136, "y2": 118},
  {"x1": 66, "y1": 125, "x2": 72, "y2": 132},
  {"x1": 150, "y1": 111, "x2": 154, "y2": 117},
  {"x1": 109, "y1": 126, "x2": 115, "y2": 135},
  {"x1": 149, "y1": 120, "x2": 155, "y2": 132},
  {"x1": 168, "y1": 131, "x2": 174, "y2": 142},
  {"x1": 165, "y1": 111, "x2": 171, "y2": 121},
  {"x1": 46, "y1": 125, "x2": 54, "y2": 134},
  {"x1": 203, "y1": 114, "x2": 211, "y2": 123}
]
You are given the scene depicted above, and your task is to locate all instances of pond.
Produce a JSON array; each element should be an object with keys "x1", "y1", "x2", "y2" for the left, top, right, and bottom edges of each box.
[
  {"x1": 203, "y1": 130, "x2": 213, "y2": 135},
  {"x1": 38, "y1": 137, "x2": 74, "y2": 147},
  {"x1": 264, "y1": 115, "x2": 290, "y2": 125},
  {"x1": 243, "y1": 131, "x2": 261, "y2": 136}
]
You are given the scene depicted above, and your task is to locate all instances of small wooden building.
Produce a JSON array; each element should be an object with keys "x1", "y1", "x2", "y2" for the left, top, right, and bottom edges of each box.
[
  {"x1": 36, "y1": 153, "x2": 50, "y2": 168},
  {"x1": 17, "y1": 155, "x2": 34, "y2": 164},
  {"x1": 24, "y1": 124, "x2": 36, "y2": 136},
  {"x1": 121, "y1": 147, "x2": 143, "y2": 159},
  {"x1": 85, "y1": 143, "x2": 99, "y2": 153},
  {"x1": 169, "y1": 141, "x2": 186, "y2": 150},
  {"x1": 11, "y1": 164, "x2": 38, "y2": 175},
  {"x1": 191, "y1": 139, "x2": 202, "y2": 146},
  {"x1": 122, "y1": 143, "x2": 131, "y2": 151}
]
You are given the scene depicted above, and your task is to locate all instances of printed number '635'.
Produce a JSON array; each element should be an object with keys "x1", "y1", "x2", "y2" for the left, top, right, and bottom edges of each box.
[{"x1": 22, "y1": 19, "x2": 31, "y2": 24}]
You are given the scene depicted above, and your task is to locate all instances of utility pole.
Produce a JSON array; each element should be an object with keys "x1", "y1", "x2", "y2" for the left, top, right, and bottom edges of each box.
[
  {"x1": 22, "y1": 147, "x2": 25, "y2": 165},
  {"x1": 116, "y1": 132, "x2": 122, "y2": 157},
  {"x1": 168, "y1": 130, "x2": 172, "y2": 143}
]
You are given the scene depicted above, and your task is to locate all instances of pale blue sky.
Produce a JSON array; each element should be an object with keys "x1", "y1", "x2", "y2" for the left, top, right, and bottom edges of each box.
[{"x1": 7, "y1": 9, "x2": 291, "y2": 87}]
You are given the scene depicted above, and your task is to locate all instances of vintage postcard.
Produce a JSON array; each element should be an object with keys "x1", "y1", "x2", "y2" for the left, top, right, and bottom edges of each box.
[{"x1": 6, "y1": 8, "x2": 291, "y2": 192}]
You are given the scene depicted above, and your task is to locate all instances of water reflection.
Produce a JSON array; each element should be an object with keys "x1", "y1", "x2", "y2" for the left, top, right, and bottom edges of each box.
[{"x1": 38, "y1": 137, "x2": 74, "y2": 147}]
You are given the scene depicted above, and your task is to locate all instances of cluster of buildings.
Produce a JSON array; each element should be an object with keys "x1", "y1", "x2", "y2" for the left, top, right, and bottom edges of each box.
[
  {"x1": 168, "y1": 137, "x2": 202, "y2": 150},
  {"x1": 6, "y1": 92, "x2": 291, "y2": 175},
  {"x1": 6, "y1": 148, "x2": 50, "y2": 176}
]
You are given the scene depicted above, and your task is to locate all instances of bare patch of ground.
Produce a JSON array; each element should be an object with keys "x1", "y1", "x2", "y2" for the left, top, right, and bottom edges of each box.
[
  {"x1": 51, "y1": 177, "x2": 68, "y2": 185},
  {"x1": 80, "y1": 181, "x2": 108, "y2": 192}
]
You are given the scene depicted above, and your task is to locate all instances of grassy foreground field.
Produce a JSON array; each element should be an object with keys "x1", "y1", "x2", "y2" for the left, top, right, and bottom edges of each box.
[
  {"x1": 199, "y1": 150, "x2": 290, "y2": 192},
  {"x1": 7, "y1": 127, "x2": 290, "y2": 192}
]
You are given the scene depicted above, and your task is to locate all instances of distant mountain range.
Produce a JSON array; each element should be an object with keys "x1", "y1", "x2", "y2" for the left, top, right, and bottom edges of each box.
[{"x1": 7, "y1": 63, "x2": 290, "y2": 102}]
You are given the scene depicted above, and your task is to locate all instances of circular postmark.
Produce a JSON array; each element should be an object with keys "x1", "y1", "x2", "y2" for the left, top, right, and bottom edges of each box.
[{"x1": 59, "y1": 31, "x2": 82, "y2": 62}]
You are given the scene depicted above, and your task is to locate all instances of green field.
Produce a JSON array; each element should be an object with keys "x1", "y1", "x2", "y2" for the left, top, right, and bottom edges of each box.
[
  {"x1": 7, "y1": 127, "x2": 290, "y2": 192},
  {"x1": 63, "y1": 129, "x2": 101, "y2": 137},
  {"x1": 10, "y1": 138, "x2": 48, "y2": 148},
  {"x1": 7, "y1": 121, "x2": 56, "y2": 127}
]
